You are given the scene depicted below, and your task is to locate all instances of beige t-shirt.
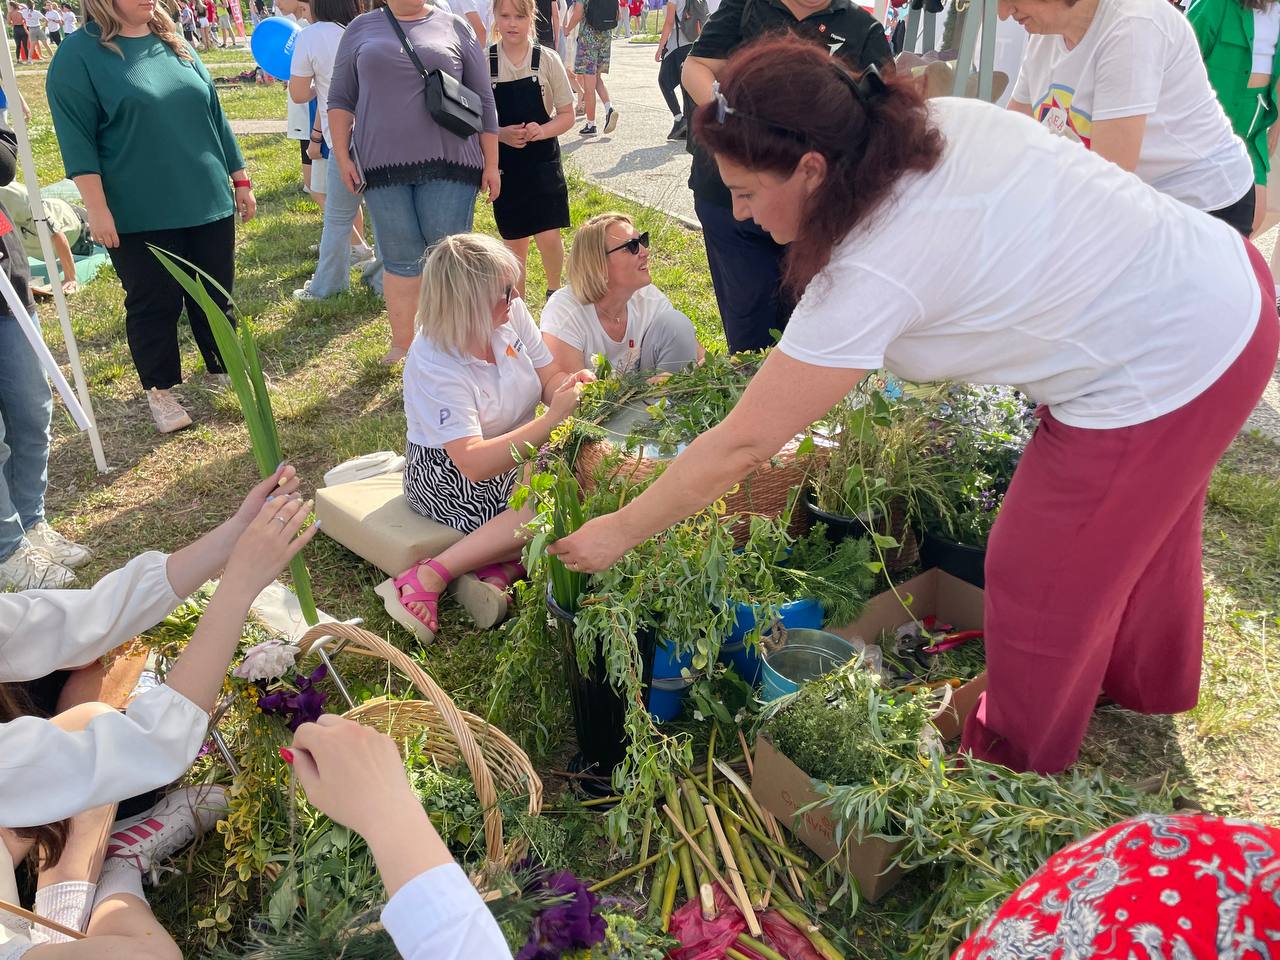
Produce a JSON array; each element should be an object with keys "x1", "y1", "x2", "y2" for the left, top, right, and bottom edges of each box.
[{"x1": 493, "y1": 42, "x2": 573, "y2": 118}]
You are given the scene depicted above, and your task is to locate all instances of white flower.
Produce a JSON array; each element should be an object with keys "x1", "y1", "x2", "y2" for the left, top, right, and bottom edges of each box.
[
  {"x1": 1159, "y1": 889, "x2": 1181, "y2": 906},
  {"x1": 233, "y1": 640, "x2": 300, "y2": 681}
]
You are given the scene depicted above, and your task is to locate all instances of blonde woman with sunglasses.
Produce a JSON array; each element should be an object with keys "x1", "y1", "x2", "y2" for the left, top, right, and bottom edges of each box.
[{"x1": 541, "y1": 212, "x2": 701, "y2": 376}]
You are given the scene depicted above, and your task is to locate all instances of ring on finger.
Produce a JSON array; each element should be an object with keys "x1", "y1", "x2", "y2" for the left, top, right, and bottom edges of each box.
[{"x1": 272, "y1": 515, "x2": 288, "y2": 526}]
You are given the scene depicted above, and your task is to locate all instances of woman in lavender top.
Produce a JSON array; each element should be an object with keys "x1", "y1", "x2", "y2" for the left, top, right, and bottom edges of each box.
[{"x1": 328, "y1": 0, "x2": 499, "y2": 364}]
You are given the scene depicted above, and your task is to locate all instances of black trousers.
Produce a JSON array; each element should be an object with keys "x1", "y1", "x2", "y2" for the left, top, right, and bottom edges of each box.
[
  {"x1": 107, "y1": 215, "x2": 236, "y2": 390},
  {"x1": 658, "y1": 43, "x2": 691, "y2": 117},
  {"x1": 695, "y1": 196, "x2": 794, "y2": 353},
  {"x1": 12, "y1": 25, "x2": 28, "y2": 60},
  {"x1": 1208, "y1": 183, "x2": 1256, "y2": 237},
  {"x1": 49, "y1": 29, "x2": 61, "y2": 44}
]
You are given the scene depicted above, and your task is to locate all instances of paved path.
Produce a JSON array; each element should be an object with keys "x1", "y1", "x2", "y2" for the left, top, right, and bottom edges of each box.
[
  {"x1": 229, "y1": 118, "x2": 287, "y2": 135},
  {"x1": 1245, "y1": 228, "x2": 1280, "y2": 442},
  {"x1": 559, "y1": 38, "x2": 698, "y2": 226}
]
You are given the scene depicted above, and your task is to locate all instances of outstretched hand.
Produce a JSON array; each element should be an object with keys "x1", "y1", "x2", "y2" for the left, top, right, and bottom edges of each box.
[
  {"x1": 229, "y1": 464, "x2": 301, "y2": 535},
  {"x1": 220, "y1": 492, "x2": 319, "y2": 598},
  {"x1": 547, "y1": 512, "x2": 635, "y2": 573}
]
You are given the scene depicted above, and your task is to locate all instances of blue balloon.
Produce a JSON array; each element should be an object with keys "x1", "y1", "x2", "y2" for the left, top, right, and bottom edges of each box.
[{"x1": 250, "y1": 16, "x2": 302, "y2": 79}]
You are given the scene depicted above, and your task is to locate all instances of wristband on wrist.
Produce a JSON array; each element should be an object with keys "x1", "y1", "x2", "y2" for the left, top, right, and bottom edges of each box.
[{"x1": 232, "y1": 177, "x2": 252, "y2": 189}]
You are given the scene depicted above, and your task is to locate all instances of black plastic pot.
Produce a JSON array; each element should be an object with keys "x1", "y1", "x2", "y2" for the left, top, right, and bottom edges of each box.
[
  {"x1": 919, "y1": 527, "x2": 986, "y2": 588},
  {"x1": 803, "y1": 495, "x2": 878, "y2": 544},
  {"x1": 547, "y1": 588, "x2": 656, "y2": 799}
]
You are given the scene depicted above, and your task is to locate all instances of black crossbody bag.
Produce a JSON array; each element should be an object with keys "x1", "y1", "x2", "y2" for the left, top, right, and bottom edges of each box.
[{"x1": 384, "y1": 5, "x2": 483, "y2": 139}]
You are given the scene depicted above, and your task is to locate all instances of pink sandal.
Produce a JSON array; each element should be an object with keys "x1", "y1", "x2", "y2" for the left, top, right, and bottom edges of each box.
[
  {"x1": 374, "y1": 558, "x2": 453, "y2": 642},
  {"x1": 451, "y1": 561, "x2": 526, "y2": 630}
]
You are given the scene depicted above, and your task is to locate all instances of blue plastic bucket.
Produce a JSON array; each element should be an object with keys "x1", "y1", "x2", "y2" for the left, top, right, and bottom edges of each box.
[
  {"x1": 720, "y1": 598, "x2": 823, "y2": 686},
  {"x1": 647, "y1": 639, "x2": 695, "y2": 722},
  {"x1": 760, "y1": 628, "x2": 859, "y2": 701}
]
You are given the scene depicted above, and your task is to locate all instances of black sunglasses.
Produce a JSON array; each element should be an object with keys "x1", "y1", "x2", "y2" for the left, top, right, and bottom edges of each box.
[
  {"x1": 606, "y1": 231, "x2": 650, "y2": 256},
  {"x1": 504, "y1": 285, "x2": 513, "y2": 304}
]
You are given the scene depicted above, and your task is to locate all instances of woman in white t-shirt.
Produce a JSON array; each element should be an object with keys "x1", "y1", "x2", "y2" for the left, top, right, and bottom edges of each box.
[
  {"x1": 551, "y1": 36, "x2": 1280, "y2": 775},
  {"x1": 376, "y1": 234, "x2": 594, "y2": 643},
  {"x1": 542, "y1": 213, "x2": 701, "y2": 376},
  {"x1": 1004, "y1": 0, "x2": 1257, "y2": 234},
  {"x1": 42, "y1": 2, "x2": 60, "y2": 45}
]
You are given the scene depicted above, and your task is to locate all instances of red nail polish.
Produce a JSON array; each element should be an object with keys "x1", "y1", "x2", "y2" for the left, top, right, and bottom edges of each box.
[{"x1": 279, "y1": 747, "x2": 294, "y2": 764}]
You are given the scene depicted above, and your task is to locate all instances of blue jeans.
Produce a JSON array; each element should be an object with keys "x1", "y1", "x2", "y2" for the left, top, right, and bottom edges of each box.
[
  {"x1": 309, "y1": 160, "x2": 385, "y2": 298},
  {"x1": 0, "y1": 313, "x2": 53, "y2": 561},
  {"x1": 362, "y1": 178, "x2": 478, "y2": 278}
]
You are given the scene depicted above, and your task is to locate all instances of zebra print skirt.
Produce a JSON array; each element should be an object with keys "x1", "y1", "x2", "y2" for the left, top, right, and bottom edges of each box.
[{"x1": 403, "y1": 442, "x2": 517, "y2": 534}]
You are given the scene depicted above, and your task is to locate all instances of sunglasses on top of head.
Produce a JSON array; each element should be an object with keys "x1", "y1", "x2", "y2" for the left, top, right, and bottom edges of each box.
[
  {"x1": 606, "y1": 231, "x2": 651, "y2": 256},
  {"x1": 503, "y1": 285, "x2": 513, "y2": 304}
]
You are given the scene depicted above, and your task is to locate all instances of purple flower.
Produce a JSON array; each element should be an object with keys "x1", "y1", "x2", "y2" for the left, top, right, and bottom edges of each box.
[
  {"x1": 515, "y1": 867, "x2": 607, "y2": 959},
  {"x1": 286, "y1": 687, "x2": 327, "y2": 730},
  {"x1": 256, "y1": 690, "x2": 288, "y2": 714}
]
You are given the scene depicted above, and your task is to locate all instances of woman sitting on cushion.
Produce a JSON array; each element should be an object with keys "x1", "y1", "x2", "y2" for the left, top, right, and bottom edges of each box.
[
  {"x1": 541, "y1": 213, "x2": 702, "y2": 376},
  {"x1": 377, "y1": 233, "x2": 594, "y2": 643}
]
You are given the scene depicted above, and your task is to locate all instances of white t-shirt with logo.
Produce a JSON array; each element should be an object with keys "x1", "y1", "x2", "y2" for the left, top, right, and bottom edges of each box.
[
  {"x1": 21, "y1": 9, "x2": 40, "y2": 29},
  {"x1": 405, "y1": 299, "x2": 554, "y2": 448},
  {"x1": 1011, "y1": 0, "x2": 1252, "y2": 212},
  {"x1": 290, "y1": 21, "x2": 343, "y2": 141},
  {"x1": 777, "y1": 98, "x2": 1260, "y2": 431},
  {"x1": 541, "y1": 284, "x2": 690, "y2": 375}
]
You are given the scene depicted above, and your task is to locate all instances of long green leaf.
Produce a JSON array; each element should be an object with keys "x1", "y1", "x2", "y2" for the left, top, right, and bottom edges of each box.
[{"x1": 149, "y1": 246, "x2": 318, "y2": 626}]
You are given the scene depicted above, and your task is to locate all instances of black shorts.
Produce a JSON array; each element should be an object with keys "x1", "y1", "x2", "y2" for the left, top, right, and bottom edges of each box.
[
  {"x1": 1209, "y1": 184, "x2": 1256, "y2": 237},
  {"x1": 300, "y1": 139, "x2": 312, "y2": 166}
]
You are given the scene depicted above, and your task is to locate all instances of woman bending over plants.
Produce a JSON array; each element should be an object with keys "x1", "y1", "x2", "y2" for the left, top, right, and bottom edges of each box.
[
  {"x1": 0, "y1": 466, "x2": 318, "y2": 958},
  {"x1": 378, "y1": 234, "x2": 595, "y2": 643}
]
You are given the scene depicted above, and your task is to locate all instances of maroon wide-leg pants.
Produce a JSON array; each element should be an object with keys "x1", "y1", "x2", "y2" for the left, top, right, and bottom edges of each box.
[{"x1": 963, "y1": 240, "x2": 1280, "y2": 773}]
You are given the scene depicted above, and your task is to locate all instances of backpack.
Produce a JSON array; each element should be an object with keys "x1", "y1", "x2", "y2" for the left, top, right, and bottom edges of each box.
[
  {"x1": 676, "y1": 0, "x2": 706, "y2": 44},
  {"x1": 584, "y1": 0, "x2": 617, "y2": 32}
]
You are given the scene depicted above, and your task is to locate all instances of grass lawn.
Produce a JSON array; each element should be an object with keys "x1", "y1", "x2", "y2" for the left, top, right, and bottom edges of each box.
[{"x1": 15, "y1": 40, "x2": 1280, "y2": 956}]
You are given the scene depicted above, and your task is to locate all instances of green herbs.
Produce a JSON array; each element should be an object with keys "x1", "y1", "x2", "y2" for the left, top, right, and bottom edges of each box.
[
  {"x1": 740, "y1": 519, "x2": 877, "y2": 628},
  {"x1": 764, "y1": 662, "x2": 930, "y2": 787},
  {"x1": 760, "y1": 658, "x2": 1170, "y2": 959},
  {"x1": 572, "y1": 351, "x2": 765, "y2": 455},
  {"x1": 808, "y1": 383, "x2": 957, "y2": 539}
]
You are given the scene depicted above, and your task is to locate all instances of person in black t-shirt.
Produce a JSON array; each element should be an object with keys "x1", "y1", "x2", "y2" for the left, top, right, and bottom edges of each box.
[
  {"x1": 681, "y1": 0, "x2": 890, "y2": 351},
  {"x1": 534, "y1": 0, "x2": 557, "y2": 46}
]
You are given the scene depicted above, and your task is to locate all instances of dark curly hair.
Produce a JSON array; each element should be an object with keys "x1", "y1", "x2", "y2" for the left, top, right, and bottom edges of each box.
[{"x1": 693, "y1": 34, "x2": 944, "y2": 297}]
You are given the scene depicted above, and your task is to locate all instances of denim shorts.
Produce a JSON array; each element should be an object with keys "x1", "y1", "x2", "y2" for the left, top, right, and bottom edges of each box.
[{"x1": 362, "y1": 177, "x2": 479, "y2": 278}]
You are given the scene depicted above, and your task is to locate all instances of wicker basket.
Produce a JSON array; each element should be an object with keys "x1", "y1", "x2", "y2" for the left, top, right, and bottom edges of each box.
[
  {"x1": 296, "y1": 623, "x2": 543, "y2": 869},
  {"x1": 574, "y1": 435, "x2": 816, "y2": 544}
]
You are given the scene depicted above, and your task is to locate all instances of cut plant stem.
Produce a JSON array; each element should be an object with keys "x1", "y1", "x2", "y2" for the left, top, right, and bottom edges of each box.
[
  {"x1": 737, "y1": 933, "x2": 787, "y2": 960},
  {"x1": 661, "y1": 804, "x2": 735, "y2": 910},
  {"x1": 705, "y1": 802, "x2": 761, "y2": 936},
  {"x1": 659, "y1": 858, "x2": 680, "y2": 933},
  {"x1": 664, "y1": 784, "x2": 698, "y2": 904},
  {"x1": 706, "y1": 725, "x2": 717, "y2": 796},
  {"x1": 587, "y1": 827, "x2": 704, "y2": 893},
  {"x1": 635, "y1": 809, "x2": 653, "y2": 896},
  {"x1": 724, "y1": 816, "x2": 763, "y2": 910}
]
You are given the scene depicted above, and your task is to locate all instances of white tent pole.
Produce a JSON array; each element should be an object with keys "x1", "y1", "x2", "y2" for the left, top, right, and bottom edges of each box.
[{"x1": 0, "y1": 39, "x2": 108, "y2": 472}]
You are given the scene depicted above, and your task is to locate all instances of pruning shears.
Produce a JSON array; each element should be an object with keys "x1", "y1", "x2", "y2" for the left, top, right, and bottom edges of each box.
[{"x1": 891, "y1": 616, "x2": 983, "y2": 686}]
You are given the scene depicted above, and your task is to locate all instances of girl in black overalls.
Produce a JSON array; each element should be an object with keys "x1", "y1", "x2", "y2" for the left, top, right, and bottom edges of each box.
[{"x1": 491, "y1": 0, "x2": 575, "y2": 298}]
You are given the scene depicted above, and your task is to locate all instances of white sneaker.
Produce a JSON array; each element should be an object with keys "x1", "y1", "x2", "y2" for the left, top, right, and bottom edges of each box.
[
  {"x1": 292, "y1": 281, "x2": 321, "y2": 303},
  {"x1": 350, "y1": 243, "x2": 375, "y2": 265},
  {"x1": 0, "y1": 540, "x2": 75, "y2": 589},
  {"x1": 24, "y1": 521, "x2": 92, "y2": 569},
  {"x1": 603, "y1": 105, "x2": 619, "y2": 134},
  {"x1": 147, "y1": 389, "x2": 192, "y2": 434},
  {"x1": 104, "y1": 786, "x2": 228, "y2": 881}
]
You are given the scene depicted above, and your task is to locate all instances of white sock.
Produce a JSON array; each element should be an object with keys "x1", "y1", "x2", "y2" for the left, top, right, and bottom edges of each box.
[
  {"x1": 30, "y1": 880, "x2": 95, "y2": 944},
  {"x1": 92, "y1": 857, "x2": 146, "y2": 912},
  {"x1": 673, "y1": 112, "x2": 683, "y2": 121},
  {"x1": 603, "y1": 100, "x2": 612, "y2": 113}
]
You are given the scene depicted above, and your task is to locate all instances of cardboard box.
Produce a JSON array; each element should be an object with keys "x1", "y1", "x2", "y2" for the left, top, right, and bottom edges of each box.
[
  {"x1": 751, "y1": 731, "x2": 905, "y2": 902},
  {"x1": 830, "y1": 568, "x2": 988, "y2": 741}
]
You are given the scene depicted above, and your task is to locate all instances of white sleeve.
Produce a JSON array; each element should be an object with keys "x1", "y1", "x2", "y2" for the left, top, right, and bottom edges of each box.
[
  {"x1": 380, "y1": 864, "x2": 512, "y2": 960},
  {"x1": 510, "y1": 301, "x2": 554, "y2": 368},
  {"x1": 0, "y1": 685, "x2": 209, "y2": 827},
  {"x1": 292, "y1": 30, "x2": 316, "y2": 76},
  {"x1": 0, "y1": 551, "x2": 182, "y2": 684},
  {"x1": 1011, "y1": 59, "x2": 1029, "y2": 105},
  {"x1": 538, "y1": 291, "x2": 588, "y2": 351},
  {"x1": 1090, "y1": 16, "x2": 1164, "y2": 120},
  {"x1": 405, "y1": 366, "x2": 483, "y2": 446},
  {"x1": 776, "y1": 261, "x2": 922, "y2": 370}
]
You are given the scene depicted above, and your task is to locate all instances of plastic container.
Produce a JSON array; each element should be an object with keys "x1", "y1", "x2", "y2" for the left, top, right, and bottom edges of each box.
[
  {"x1": 804, "y1": 496, "x2": 879, "y2": 545},
  {"x1": 919, "y1": 528, "x2": 986, "y2": 588},
  {"x1": 760, "y1": 627, "x2": 860, "y2": 701},
  {"x1": 648, "y1": 639, "x2": 695, "y2": 723},
  {"x1": 547, "y1": 589, "x2": 656, "y2": 796},
  {"x1": 721, "y1": 598, "x2": 823, "y2": 686}
]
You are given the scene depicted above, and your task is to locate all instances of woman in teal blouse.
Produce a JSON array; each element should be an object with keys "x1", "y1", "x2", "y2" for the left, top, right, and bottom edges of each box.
[
  {"x1": 1190, "y1": 0, "x2": 1280, "y2": 234},
  {"x1": 46, "y1": 0, "x2": 256, "y2": 434}
]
